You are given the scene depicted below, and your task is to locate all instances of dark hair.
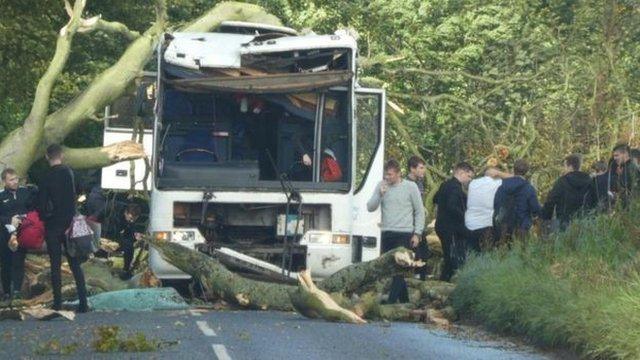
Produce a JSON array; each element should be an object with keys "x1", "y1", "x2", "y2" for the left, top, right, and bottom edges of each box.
[
  {"x1": 513, "y1": 159, "x2": 529, "y2": 176},
  {"x1": 564, "y1": 154, "x2": 582, "y2": 171},
  {"x1": 384, "y1": 159, "x2": 401, "y2": 173},
  {"x1": 407, "y1": 156, "x2": 426, "y2": 171},
  {"x1": 46, "y1": 144, "x2": 64, "y2": 160},
  {"x1": 454, "y1": 162, "x2": 474, "y2": 173},
  {"x1": 631, "y1": 148, "x2": 640, "y2": 160},
  {"x1": 125, "y1": 203, "x2": 142, "y2": 218},
  {"x1": 613, "y1": 143, "x2": 630, "y2": 154},
  {"x1": 1, "y1": 168, "x2": 17, "y2": 181},
  {"x1": 592, "y1": 161, "x2": 607, "y2": 173}
]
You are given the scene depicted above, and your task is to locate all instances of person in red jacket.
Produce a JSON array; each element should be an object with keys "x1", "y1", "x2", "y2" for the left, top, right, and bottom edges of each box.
[{"x1": 321, "y1": 148, "x2": 343, "y2": 182}]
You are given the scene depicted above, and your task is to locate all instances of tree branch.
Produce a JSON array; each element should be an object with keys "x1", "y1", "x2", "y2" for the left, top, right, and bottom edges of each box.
[
  {"x1": 0, "y1": 0, "x2": 86, "y2": 175},
  {"x1": 183, "y1": 1, "x2": 282, "y2": 32},
  {"x1": 78, "y1": 16, "x2": 141, "y2": 41},
  {"x1": 62, "y1": 141, "x2": 146, "y2": 169}
]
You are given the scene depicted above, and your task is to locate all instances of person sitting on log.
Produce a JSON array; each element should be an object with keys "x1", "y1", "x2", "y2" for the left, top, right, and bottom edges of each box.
[
  {"x1": 367, "y1": 159, "x2": 425, "y2": 303},
  {"x1": 116, "y1": 203, "x2": 144, "y2": 280}
]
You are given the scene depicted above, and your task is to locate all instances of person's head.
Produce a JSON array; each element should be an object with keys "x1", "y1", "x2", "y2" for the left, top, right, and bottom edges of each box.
[
  {"x1": 564, "y1": 154, "x2": 582, "y2": 173},
  {"x1": 513, "y1": 159, "x2": 529, "y2": 177},
  {"x1": 631, "y1": 148, "x2": 640, "y2": 165},
  {"x1": 124, "y1": 203, "x2": 142, "y2": 223},
  {"x1": 45, "y1": 144, "x2": 64, "y2": 165},
  {"x1": 453, "y1": 162, "x2": 474, "y2": 185},
  {"x1": 592, "y1": 161, "x2": 607, "y2": 175},
  {"x1": 407, "y1": 156, "x2": 426, "y2": 180},
  {"x1": 1, "y1": 168, "x2": 19, "y2": 191},
  {"x1": 612, "y1": 143, "x2": 630, "y2": 166},
  {"x1": 383, "y1": 159, "x2": 402, "y2": 184}
]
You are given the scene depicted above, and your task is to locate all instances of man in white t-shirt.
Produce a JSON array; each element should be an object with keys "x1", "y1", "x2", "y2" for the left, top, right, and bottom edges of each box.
[{"x1": 465, "y1": 167, "x2": 504, "y2": 252}]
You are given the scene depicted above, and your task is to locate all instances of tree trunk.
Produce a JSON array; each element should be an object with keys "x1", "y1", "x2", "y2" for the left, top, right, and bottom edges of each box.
[{"x1": 150, "y1": 239, "x2": 427, "y2": 317}]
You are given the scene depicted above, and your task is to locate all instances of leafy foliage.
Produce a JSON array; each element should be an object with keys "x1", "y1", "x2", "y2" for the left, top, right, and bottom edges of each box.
[
  {"x1": 452, "y1": 202, "x2": 640, "y2": 358},
  {"x1": 1, "y1": 1, "x2": 639, "y2": 193}
]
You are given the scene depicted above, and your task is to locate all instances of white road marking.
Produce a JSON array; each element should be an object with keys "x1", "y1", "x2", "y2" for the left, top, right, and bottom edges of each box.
[
  {"x1": 196, "y1": 320, "x2": 217, "y2": 337},
  {"x1": 189, "y1": 309, "x2": 202, "y2": 316},
  {"x1": 212, "y1": 344, "x2": 232, "y2": 360}
]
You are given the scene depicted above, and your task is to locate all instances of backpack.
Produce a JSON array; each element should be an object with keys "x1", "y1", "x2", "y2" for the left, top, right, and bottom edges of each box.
[
  {"x1": 65, "y1": 214, "x2": 98, "y2": 259},
  {"x1": 17, "y1": 211, "x2": 45, "y2": 250},
  {"x1": 494, "y1": 185, "x2": 524, "y2": 232}
]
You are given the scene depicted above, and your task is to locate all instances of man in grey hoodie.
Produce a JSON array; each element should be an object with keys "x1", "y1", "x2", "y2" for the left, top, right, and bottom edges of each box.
[{"x1": 368, "y1": 159, "x2": 425, "y2": 303}]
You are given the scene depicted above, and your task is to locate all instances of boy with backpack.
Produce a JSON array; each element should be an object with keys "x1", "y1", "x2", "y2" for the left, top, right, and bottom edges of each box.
[{"x1": 493, "y1": 159, "x2": 542, "y2": 244}]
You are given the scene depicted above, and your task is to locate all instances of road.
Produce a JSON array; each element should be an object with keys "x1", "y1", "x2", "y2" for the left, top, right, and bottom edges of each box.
[{"x1": 0, "y1": 309, "x2": 552, "y2": 359}]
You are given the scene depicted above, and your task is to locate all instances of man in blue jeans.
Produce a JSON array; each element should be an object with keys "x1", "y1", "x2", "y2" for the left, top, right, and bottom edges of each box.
[
  {"x1": 367, "y1": 159, "x2": 425, "y2": 303},
  {"x1": 38, "y1": 144, "x2": 88, "y2": 313}
]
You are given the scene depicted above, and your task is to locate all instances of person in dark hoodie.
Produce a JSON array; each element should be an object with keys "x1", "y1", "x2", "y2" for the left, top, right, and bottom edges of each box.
[
  {"x1": 541, "y1": 154, "x2": 593, "y2": 231},
  {"x1": 433, "y1": 162, "x2": 474, "y2": 282},
  {"x1": 493, "y1": 159, "x2": 542, "y2": 244}
]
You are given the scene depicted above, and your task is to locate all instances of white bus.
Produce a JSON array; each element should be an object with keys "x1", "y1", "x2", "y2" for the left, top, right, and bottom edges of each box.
[{"x1": 102, "y1": 22, "x2": 386, "y2": 280}]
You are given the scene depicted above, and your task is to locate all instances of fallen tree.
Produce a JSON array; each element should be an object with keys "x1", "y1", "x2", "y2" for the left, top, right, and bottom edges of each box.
[{"x1": 150, "y1": 238, "x2": 454, "y2": 325}]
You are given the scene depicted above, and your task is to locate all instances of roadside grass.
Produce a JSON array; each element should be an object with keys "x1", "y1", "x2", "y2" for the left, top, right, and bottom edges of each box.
[{"x1": 452, "y1": 202, "x2": 640, "y2": 359}]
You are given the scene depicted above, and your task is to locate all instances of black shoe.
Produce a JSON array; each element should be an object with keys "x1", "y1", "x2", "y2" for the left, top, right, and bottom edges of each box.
[
  {"x1": 119, "y1": 271, "x2": 133, "y2": 280},
  {"x1": 77, "y1": 304, "x2": 90, "y2": 313},
  {"x1": 52, "y1": 302, "x2": 62, "y2": 311}
]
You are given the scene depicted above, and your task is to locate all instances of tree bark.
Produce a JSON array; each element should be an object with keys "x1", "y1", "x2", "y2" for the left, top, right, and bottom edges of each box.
[{"x1": 150, "y1": 239, "x2": 428, "y2": 319}]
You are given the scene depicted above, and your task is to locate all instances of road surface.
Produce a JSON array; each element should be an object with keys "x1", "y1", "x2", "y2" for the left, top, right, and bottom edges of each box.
[{"x1": 0, "y1": 309, "x2": 553, "y2": 359}]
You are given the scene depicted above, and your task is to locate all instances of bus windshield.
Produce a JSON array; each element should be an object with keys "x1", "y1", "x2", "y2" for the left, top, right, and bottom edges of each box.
[{"x1": 155, "y1": 87, "x2": 351, "y2": 191}]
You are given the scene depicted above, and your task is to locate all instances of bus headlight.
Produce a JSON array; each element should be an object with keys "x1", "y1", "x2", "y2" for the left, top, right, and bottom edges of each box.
[
  {"x1": 153, "y1": 231, "x2": 171, "y2": 241},
  {"x1": 173, "y1": 230, "x2": 195, "y2": 242},
  {"x1": 332, "y1": 234, "x2": 350, "y2": 245},
  {"x1": 307, "y1": 232, "x2": 332, "y2": 244}
]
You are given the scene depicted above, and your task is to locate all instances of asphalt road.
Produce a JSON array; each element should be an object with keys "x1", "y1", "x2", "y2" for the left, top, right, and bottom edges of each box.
[{"x1": 0, "y1": 309, "x2": 552, "y2": 359}]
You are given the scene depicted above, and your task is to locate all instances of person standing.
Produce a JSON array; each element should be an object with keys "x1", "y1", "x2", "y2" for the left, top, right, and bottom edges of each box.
[
  {"x1": 589, "y1": 160, "x2": 612, "y2": 212},
  {"x1": 367, "y1": 159, "x2": 425, "y2": 303},
  {"x1": 37, "y1": 144, "x2": 88, "y2": 312},
  {"x1": 116, "y1": 203, "x2": 145, "y2": 280},
  {"x1": 0, "y1": 168, "x2": 37, "y2": 299},
  {"x1": 405, "y1": 156, "x2": 429, "y2": 280},
  {"x1": 493, "y1": 159, "x2": 542, "y2": 243},
  {"x1": 433, "y1": 162, "x2": 474, "y2": 282},
  {"x1": 609, "y1": 144, "x2": 640, "y2": 208},
  {"x1": 465, "y1": 166, "x2": 503, "y2": 252},
  {"x1": 541, "y1": 154, "x2": 592, "y2": 231}
]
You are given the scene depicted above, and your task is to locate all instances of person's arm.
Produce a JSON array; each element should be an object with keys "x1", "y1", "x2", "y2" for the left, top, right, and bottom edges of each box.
[
  {"x1": 541, "y1": 179, "x2": 561, "y2": 220},
  {"x1": 486, "y1": 168, "x2": 513, "y2": 179},
  {"x1": 529, "y1": 187, "x2": 543, "y2": 217},
  {"x1": 410, "y1": 184, "x2": 425, "y2": 235},
  {"x1": 367, "y1": 182, "x2": 383, "y2": 212}
]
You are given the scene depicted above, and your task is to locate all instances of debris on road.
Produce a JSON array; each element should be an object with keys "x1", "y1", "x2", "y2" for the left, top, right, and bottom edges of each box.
[{"x1": 75, "y1": 288, "x2": 189, "y2": 312}]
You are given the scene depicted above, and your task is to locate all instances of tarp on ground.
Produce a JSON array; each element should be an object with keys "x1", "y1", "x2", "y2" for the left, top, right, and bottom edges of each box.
[{"x1": 71, "y1": 288, "x2": 190, "y2": 311}]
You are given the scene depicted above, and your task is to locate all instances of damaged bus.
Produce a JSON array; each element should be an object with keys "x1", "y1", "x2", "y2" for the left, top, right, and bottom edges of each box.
[{"x1": 103, "y1": 21, "x2": 386, "y2": 281}]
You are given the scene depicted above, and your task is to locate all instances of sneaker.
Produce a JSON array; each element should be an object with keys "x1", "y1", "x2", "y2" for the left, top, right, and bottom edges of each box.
[{"x1": 119, "y1": 271, "x2": 133, "y2": 280}]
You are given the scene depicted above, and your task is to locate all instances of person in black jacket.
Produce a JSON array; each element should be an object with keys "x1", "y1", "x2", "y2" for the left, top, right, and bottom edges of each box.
[
  {"x1": 609, "y1": 144, "x2": 640, "y2": 208},
  {"x1": 37, "y1": 144, "x2": 88, "y2": 313},
  {"x1": 0, "y1": 168, "x2": 37, "y2": 299},
  {"x1": 116, "y1": 203, "x2": 145, "y2": 279},
  {"x1": 589, "y1": 161, "x2": 611, "y2": 212},
  {"x1": 541, "y1": 154, "x2": 592, "y2": 231},
  {"x1": 433, "y1": 162, "x2": 474, "y2": 282}
]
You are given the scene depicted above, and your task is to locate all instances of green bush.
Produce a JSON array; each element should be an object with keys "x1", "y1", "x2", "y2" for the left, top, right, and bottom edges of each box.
[{"x1": 452, "y1": 202, "x2": 640, "y2": 359}]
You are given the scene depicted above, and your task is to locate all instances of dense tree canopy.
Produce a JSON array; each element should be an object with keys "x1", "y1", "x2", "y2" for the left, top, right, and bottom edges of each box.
[{"x1": 1, "y1": 0, "x2": 639, "y2": 195}]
